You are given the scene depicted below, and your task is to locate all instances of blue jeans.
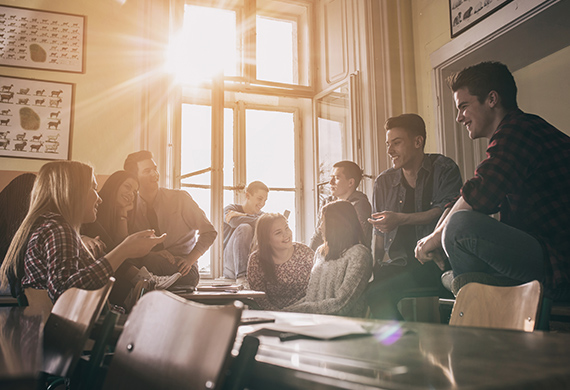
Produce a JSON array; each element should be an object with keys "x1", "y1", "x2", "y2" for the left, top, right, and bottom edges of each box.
[
  {"x1": 443, "y1": 210, "x2": 545, "y2": 284},
  {"x1": 223, "y1": 224, "x2": 254, "y2": 279}
]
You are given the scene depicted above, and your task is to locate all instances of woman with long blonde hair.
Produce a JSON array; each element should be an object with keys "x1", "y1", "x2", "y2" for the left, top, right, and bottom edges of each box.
[{"x1": 0, "y1": 161, "x2": 165, "y2": 303}]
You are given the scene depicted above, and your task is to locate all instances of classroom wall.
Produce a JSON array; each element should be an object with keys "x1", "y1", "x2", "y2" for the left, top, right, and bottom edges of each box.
[
  {"x1": 410, "y1": 0, "x2": 570, "y2": 153},
  {"x1": 0, "y1": 0, "x2": 146, "y2": 186},
  {"x1": 410, "y1": 0, "x2": 451, "y2": 154}
]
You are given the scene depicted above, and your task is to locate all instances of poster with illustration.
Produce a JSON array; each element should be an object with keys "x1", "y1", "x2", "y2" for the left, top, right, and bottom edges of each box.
[
  {"x1": 450, "y1": 0, "x2": 513, "y2": 38},
  {"x1": 0, "y1": 5, "x2": 85, "y2": 73},
  {"x1": 0, "y1": 76, "x2": 73, "y2": 161}
]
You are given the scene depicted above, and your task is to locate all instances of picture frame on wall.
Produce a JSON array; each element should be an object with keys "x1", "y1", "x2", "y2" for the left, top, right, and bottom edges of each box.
[
  {"x1": 0, "y1": 76, "x2": 74, "y2": 161},
  {"x1": 450, "y1": 0, "x2": 514, "y2": 38},
  {"x1": 0, "y1": 5, "x2": 85, "y2": 73}
]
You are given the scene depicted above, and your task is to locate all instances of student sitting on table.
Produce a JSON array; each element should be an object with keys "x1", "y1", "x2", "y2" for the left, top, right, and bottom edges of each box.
[
  {"x1": 0, "y1": 161, "x2": 166, "y2": 303},
  {"x1": 124, "y1": 150, "x2": 217, "y2": 288},
  {"x1": 284, "y1": 200, "x2": 373, "y2": 317},
  {"x1": 223, "y1": 181, "x2": 269, "y2": 283},
  {"x1": 81, "y1": 170, "x2": 181, "y2": 306},
  {"x1": 309, "y1": 161, "x2": 372, "y2": 251},
  {"x1": 247, "y1": 213, "x2": 314, "y2": 310},
  {"x1": 415, "y1": 61, "x2": 570, "y2": 301}
]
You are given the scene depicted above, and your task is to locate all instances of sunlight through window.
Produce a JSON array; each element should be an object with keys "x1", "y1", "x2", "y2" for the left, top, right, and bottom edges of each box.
[
  {"x1": 256, "y1": 16, "x2": 295, "y2": 84},
  {"x1": 167, "y1": 5, "x2": 237, "y2": 84}
]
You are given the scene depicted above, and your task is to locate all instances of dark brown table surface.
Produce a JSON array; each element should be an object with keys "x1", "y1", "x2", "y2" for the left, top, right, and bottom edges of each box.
[
  {"x1": 238, "y1": 311, "x2": 570, "y2": 389},
  {"x1": 0, "y1": 307, "x2": 44, "y2": 390}
]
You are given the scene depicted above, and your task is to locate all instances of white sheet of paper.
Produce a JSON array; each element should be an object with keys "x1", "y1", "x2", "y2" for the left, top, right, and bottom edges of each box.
[{"x1": 260, "y1": 321, "x2": 369, "y2": 339}]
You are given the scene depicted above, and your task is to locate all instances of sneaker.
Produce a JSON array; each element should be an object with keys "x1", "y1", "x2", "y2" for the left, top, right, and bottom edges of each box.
[
  {"x1": 135, "y1": 267, "x2": 182, "y2": 290},
  {"x1": 235, "y1": 276, "x2": 249, "y2": 290}
]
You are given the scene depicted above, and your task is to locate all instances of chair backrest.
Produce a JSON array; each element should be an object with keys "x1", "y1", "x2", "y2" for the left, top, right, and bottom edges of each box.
[
  {"x1": 449, "y1": 280, "x2": 543, "y2": 332},
  {"x1": 43, "y1": 278, "x2": 115, "y2": 376},
  {"x1": 103, "y1": 291, "x2": 244, "y2": 390}
]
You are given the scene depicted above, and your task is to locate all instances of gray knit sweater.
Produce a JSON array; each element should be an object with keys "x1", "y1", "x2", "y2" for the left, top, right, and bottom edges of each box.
[{"x1": 284, "y1": 244, "x2": 372, "y2": 317}]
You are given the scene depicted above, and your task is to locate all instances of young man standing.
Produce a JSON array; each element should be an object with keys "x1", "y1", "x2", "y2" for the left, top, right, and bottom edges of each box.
[
  {"x1": 367, "y1": 113, "x2": 462, "y2": 319},
  {"x1": 124, "y1": 150, "x2": 217, "y2": 287},
  {"x1": 309, "y1": 160, "x2": 372, "y2": 251},
  {"x1": 415, "y1": 62, "x2": 570, "y2": 302},
  {"x1": 223, "y1": 181, "x2": 269, "y2": 282}
]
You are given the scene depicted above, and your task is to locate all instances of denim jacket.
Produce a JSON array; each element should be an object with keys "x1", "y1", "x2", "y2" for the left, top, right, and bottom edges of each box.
[{"x1": 372, "y1": 154, "x2": 462, "y2": 262}]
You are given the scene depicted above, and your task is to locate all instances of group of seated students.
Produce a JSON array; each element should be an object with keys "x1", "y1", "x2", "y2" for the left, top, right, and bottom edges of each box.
[{"x1": 1, "y1": 60, "x2": 569, "y2": 320}]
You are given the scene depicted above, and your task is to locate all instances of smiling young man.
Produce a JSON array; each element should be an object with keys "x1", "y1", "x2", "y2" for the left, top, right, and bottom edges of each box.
[
  {"x1": 124, "y1": 150, "x2": 217, "y2": 288},
  {"x1": 366, "y1": 113, "x2": 462, "y2": 319},
  {"x1": 309, "y1": 161, "x2": 372, "y2": 251},
  {"x1": 415, "y1": 62, "x2": 570, "y2": 302},
  {"x1": 223, "y1": 181, "x2": 269, "y2": 281}
]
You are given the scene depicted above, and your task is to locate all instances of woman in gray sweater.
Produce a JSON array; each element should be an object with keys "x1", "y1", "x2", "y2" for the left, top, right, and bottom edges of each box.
[{"x1": 285, "y1": 200, "x2": 372, "y2": 317}]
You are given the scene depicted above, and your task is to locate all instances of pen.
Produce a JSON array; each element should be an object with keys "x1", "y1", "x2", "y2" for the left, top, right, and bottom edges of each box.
[{"x1": 279, "y1": 332, "x2": 304, "y2": 342}]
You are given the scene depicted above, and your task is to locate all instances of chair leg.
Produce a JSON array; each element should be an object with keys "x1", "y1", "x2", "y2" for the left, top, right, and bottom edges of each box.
[
  {"x1": 80, "y1": 310, "x2": 120, "y2": 390},
  {"x1": 221, "y1": 335, "x2": 260, "y2": 390},
  {"x1": 537, "y1": 297, "x2": 552, "y2": 331}
]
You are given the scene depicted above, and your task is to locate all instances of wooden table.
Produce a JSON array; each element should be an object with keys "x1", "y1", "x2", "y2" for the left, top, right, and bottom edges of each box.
[
  {"x1": 237, "y1": 311, "x2": 570, "y2": 389},
  {"x1": 176, "y1": 290, "x2": 266, "y2": 309},
  {"x1": 0, "y1": 307, "x2": 44, "y2": 390}
]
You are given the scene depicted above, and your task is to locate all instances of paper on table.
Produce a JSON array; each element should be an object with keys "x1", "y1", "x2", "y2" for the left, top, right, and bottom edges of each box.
[{"x1": 260, "y1": 321, "x2": 369, "y2": 340}]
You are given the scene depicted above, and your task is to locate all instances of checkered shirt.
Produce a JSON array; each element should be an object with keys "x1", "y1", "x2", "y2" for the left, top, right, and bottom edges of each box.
[
  {"x1": 22, "y1": 212, "x2": 114, "y2": 302},
  {"x1": 461, "y1": 110, "x2": 570, "y2": 288}
]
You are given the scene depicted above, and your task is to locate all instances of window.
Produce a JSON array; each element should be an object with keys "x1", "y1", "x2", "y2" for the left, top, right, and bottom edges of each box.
[
  {"x1": 171, "y1": 0, "x2": 312, "y2": 277},
  {"x1": 315, "y1": 83, "x2": 350, "y2": 209}
]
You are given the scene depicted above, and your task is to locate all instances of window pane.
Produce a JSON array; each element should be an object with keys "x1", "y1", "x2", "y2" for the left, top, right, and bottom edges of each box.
[
  {"x1": 256, "y1": 16, "x2": 294, "y2": 84},
  {"x1": 181, "y1": 104, "x2": 233, "y2": 184},
  {"x1": 264, "y1": 190, "x2": 296, "y2": 240},
  {"x1": 180, "y1": 5, "x2": 237, "y2": 81},
  {"x1": 246, "y1": 109, "x2": 295, "y2": 188},
  {"x1": 181, "y1": 104, "x2": 211, "y2": 184},
  {"x1": 182, "y1": 186, "x2": 211, "y2": 273}
]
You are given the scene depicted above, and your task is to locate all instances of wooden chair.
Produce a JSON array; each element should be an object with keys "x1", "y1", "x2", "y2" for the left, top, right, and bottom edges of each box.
[
  {"x1": 43, "y1": 278, "x2": 115, "y2": 378},
  {"x1": 102, "y1": 291, "x2": 244, "y2": 390},
  {"x1": 449, "y1": 280, "x2": 543, "y2": 332}
]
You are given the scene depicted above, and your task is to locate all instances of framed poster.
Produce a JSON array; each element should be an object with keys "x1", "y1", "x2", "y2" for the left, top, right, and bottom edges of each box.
[
  {"x1": 0, "y1": 5, "x2": 85, "y2": 73},
  {"x1": 450, "y1": 0, "x2": 513, "y2": 38},
  {"x1": 0, "y1": 76, "x2": 74, "y2": 161}
]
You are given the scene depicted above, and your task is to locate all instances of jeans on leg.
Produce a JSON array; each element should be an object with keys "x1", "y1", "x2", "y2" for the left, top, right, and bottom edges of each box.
[
  {"x1": 366, "y1": 260, "x2": 444, "y2": 320},
  {"x1": 223, "y1": 224, "x2": 254, "y2": 279},
  {"x1": 443, "y1": 210, "x2": 545, "y2": 283}
]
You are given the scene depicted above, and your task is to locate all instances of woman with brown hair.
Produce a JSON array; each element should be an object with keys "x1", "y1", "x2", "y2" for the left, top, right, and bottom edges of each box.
[
  {"x1": 247, "y1": 213, "x2": 314, "y2": 310},
  {"x1": 285, "y1": 200, "x2": 372, "y2": 317}
]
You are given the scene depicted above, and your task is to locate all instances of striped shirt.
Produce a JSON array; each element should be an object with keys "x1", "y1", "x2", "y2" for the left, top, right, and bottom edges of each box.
[
  {"x1": 461, "y1": 110, "x2": 570, "y2": 289},
  {"x1": 22, "y1": 212, "x2": 113, "y2": 302}
]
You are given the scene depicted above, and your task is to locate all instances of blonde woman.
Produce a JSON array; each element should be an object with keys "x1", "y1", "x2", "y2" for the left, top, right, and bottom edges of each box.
[{"x1": 0, "y1": 161, "x2": 166, "y2": 303}]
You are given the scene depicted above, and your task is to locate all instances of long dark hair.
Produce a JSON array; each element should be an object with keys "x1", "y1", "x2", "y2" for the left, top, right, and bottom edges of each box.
[
  {"x1": 320, "y1": 200, "x2": 363, "y2": 260},
  {"x1": 253, "y1": 213, "x2": 287, "y2": 284},
  {"x1": 95, "y1": 170, "x2": 138, "y2": 242}
]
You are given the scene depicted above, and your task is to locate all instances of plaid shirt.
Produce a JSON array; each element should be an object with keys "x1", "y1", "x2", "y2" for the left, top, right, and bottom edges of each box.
[
  {"x1": 462, "y1": 110, "x2": 570, "y2": 288},
  {"x1": 22, "y1": 212, "x2": 114, "y2": 302}
]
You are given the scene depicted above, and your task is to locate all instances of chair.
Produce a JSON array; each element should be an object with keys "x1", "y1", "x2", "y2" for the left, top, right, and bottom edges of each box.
[
  {"x1": 102, "y1": 291, "x2": 245, "y2": 390},
  {"x1": 43, "y1": 278, "x2": 115, "y2": 378},
  {"x1": 449, "y1": 280, "x2": 543, "y2": 332}
]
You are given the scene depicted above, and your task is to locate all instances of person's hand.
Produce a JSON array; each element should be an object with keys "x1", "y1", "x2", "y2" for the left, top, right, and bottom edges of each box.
[
  {"x1": 82, "y1": 235, "x2": 106, "y2": 258},
  {"x1": 225, "y1": 210, "x2": 246, "y2": 223},
  {"x1": 367, "y1": 211, "x2": 402, "y2": 233},
  {"x1": 176, "y1": 258, "x2": 193, "y2": 276},
  {"x1": 414, "y1": 231, "x2": 443, "y2": 264},
  {"x1": 119, "y1": 230, "x2": 167, "y2": 259}
]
